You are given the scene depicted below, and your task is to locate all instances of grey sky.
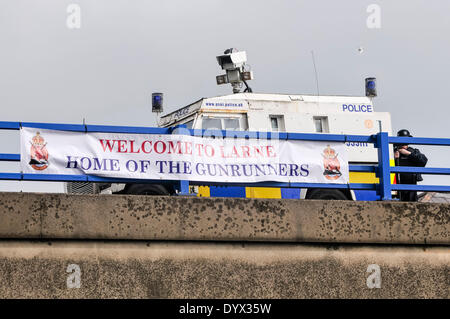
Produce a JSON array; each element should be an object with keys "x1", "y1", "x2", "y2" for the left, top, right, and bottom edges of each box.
[{"x1": 0, "y1": 0, "x2": 449, "y2": 192}]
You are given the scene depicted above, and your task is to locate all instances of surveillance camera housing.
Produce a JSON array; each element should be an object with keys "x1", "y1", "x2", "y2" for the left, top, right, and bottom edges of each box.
[
  {"x1": 216, "y1": 51, "x2": 247, "y2": 71},
  {"x1": 216, "y1": 48, "x2": 253, "y2": 94}
]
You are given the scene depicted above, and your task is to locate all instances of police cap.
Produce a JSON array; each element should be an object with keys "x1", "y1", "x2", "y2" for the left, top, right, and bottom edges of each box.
[{"x1": 397, "y1": 129, "x2": 412, "y2": 137}]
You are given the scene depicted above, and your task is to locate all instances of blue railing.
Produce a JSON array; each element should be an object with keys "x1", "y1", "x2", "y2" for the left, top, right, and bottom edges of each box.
[{"x1": 1, "y1": 120, "x2": 449, "y2": 200}]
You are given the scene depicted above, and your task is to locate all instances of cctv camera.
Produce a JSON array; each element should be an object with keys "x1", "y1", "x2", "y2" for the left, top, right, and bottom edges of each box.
[
  {"x1": 216, "y1": 51, "x2": 247, "y2": 71},
  {"x1": 215, "y1": 48, "x2": 253, "y2": 94}
]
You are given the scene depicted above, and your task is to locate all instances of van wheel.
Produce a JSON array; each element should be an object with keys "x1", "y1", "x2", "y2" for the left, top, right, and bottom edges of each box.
[
  {"x1": 124, "y1": 184, "x2": 173, "y2": 196},
  {"x1": 305, "y1": 189, "x2": 349, "y2": 200}
]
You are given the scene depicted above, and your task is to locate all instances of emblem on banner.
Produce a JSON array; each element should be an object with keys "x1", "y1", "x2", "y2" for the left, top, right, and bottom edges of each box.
[
  {"x1": 322, "y1": 145, "x2": 342, "y2": 180},
  {"x1": 29, "y1": 132, "x2": 49, "y2": 170}
]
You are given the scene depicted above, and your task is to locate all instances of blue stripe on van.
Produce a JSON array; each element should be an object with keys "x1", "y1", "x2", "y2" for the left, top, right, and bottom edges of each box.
[
  {"x1": 209, "y1": 186, "x2": 246, "y2": 198},
  {"x1": 354, "y1": 190, "x2": 379, "y2": 201},
  {"x1": 281, "y1": 188, "x2": 301, "y2": 199}
]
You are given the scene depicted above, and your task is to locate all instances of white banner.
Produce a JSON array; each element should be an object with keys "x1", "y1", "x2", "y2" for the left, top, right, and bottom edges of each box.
[{"x1": 20, "y1": 127, "x2": 349, "y2": 184}]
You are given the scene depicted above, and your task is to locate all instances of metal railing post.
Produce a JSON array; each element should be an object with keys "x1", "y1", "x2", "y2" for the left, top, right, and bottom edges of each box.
[
  {"x1": 171, "y1": 124, "x2": 193, "y2": 196},
  {"x1": 376, "y1": 132, "x2": 392, "y2": 200}
]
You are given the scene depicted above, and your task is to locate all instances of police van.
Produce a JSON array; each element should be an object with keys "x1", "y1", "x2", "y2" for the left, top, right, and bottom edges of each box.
[
  {"x1": 155, "y1": 92, "x2": 393, "y2": 201},
  {"x1": 66, "y1": 49, "x2": 394, "y2": 200}
]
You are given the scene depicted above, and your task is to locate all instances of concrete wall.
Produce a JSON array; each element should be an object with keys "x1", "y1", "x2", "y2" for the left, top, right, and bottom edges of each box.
[
  {"x1": 0, "y1": 241, "x2": 448, "y2": 299},
  {"x1": 0, "y1": 192, "x2": 448, "y2": 244},
  {"x1": 0, "y1": 192, "x2": 448, "y2": 298}
]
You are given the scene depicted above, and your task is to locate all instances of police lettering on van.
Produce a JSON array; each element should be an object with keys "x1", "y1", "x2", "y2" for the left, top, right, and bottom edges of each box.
[{"x1": 342, "y1": 104, "x2": 373, "y2": 112}]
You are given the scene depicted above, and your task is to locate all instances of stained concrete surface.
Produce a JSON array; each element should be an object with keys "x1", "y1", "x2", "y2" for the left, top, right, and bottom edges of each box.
[
  {"x1": 0, "y1": 192, "x2": 448, "y2": 244},
  {"x1": 0, "y1": 192, "x2": 448, "y2": 298},
  {"x1": 0, "y1": 241, "x2": 448, "y2": 299}
]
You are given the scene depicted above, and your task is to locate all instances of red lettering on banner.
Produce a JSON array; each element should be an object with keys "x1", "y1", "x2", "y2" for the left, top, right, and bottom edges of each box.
[
  {"x1": 97, "y1": 138, "x2": 276, "y2": 159},
  {"x1": 141, "y1": 141, "x2": 152, "y2": 153},
  {"x1": 99, "y1": 139, "x2": 116, "y2": 152},
  {"x1": 154, "y1": 141, "x2": 167, "y2": 154},
  {"x1": 129, "y1": 140, "x2": 140, "y2": 153},
  {"x1": 231, "y1": 146, "x2": 240, "y2": 158},
  {"x1": 219, "y1": 145, "x2": 276, "y2": 158},
  {"x1": 204, "y1": 145, "x2": 215, "y2": 157},
  {"x1": 195, "y1": 144, "x2": 204, "y2": 156},
  {"x1": 253, "y1": 146, "x2": 264, "y2": 157},
  {"x1": 266, "y1": 145, "x2": 276, "y2": 157},
  {"x1": 184, "y1": 142, "x2": 193, "y2": 155},
  {"x1": 220, "y1": 146, "x2": 227, "y2": 158},
  {"x1": 168, "y1": 141, "x2": 183, "y2": 154},
  {"x1": 117, "y1": 140, "x2": 127, "y2": 153},
  {"x1": 241, "y1": 146, "x2": 250, "y2": 158}
]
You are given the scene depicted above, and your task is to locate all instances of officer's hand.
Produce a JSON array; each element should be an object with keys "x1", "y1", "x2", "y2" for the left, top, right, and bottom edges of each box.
[
  {"x1": 394, "y1": 151, "x2": 399, "y2": 159},
  {"x1": 398, "y1": 148, "x2": 411, "y2": 156}
]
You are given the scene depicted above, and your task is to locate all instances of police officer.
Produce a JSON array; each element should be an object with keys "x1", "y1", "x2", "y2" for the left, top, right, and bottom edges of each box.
[{"x1": 394, "y1": 129, "x2": 428, "y2": 202}]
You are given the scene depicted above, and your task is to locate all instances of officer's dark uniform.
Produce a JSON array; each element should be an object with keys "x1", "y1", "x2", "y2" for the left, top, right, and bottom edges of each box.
[{"x1": 396, "y1": 129, "x2": 428, "y2": 202}]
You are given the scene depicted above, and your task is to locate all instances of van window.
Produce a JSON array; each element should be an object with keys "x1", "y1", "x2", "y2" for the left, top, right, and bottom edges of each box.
[
  {"x1": 202, "y1": 117, "x2": 222, "y2": 130},
  {"x1": 184, "y1": 120, "x2": 194, "y2": 129},
  {"x1": 201, "y1": 115, "x2": 247, "y2": 131},
  {"x1": 224, "y1": 118, "x2": 240, "y2": 130},
  {"x1": 313, "y1": 116, "x2": 329, "y2": 133},
  {"x1": 270, "y1": 115, "x2": 285, "y2": 131},
  {"x1": 314, "y1": 118, "x2": 323, "y2": 132},
  {"x1": 271, "y1": 118, "x2": 278, "y2": 130}
]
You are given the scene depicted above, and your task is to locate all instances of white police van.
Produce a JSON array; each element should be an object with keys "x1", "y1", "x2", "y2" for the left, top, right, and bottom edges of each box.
[{"x1": 155, "y1": 92, "x2": 393, "y2": 200}]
